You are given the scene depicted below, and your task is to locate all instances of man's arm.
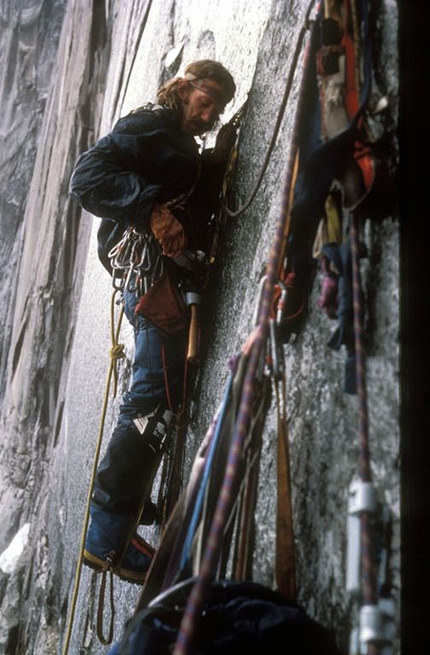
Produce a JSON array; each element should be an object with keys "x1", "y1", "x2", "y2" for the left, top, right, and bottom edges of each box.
[
  {"x1": 69, "y1": 108, "x2": 199, "y2": 230},
  {"x1": 69, "y1": 133, "x2": 162, "y2": 230}
]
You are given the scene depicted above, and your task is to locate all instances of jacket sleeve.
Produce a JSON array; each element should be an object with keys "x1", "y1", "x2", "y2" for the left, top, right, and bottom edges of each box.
[
  {"x1": 69, "y1": 108, "x2": 203, "y2": 234},
  {"x1": 69, "y1": 131, "x2": 163, "y2": 229}
]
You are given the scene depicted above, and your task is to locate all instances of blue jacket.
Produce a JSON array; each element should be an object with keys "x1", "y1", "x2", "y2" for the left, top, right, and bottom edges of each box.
[{"x1": 69, "y1": 103, "x2": 225, "y2": 273}]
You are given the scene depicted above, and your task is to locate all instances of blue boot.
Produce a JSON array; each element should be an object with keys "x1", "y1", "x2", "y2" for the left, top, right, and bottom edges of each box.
[{"x1": 83, "y1": 505, "x2": 155, "y2": 584}]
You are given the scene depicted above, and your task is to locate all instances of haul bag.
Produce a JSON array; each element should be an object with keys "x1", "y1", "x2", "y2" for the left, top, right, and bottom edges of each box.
[{"x1": 107, "y1": 579, "x2": 339, "y2": 655}]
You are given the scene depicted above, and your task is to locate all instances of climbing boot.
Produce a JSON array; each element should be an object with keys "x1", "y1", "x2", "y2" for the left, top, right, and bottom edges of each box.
[{"x1": 83, "y1": 505, "x2": 155, "y2": 584}]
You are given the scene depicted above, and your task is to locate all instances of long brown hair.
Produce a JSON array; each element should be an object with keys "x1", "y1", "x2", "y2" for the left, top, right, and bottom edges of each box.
[{"x1": 157, "y1": 60, "x2": 236, "y2": 113}]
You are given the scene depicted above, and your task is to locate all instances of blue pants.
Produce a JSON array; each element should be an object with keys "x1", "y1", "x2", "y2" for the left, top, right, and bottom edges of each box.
[
  {"x1": 118, "y1": 287, "x2": 187, "y2": 422},
  {"x1": 92, "y1": 286, "x2": 187, "y2": 514}
]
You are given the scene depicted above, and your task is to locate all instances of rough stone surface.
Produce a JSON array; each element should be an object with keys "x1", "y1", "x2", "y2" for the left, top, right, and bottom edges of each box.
[{"x1": 0, "y1": 1, "x2": 400, "y2": 654}]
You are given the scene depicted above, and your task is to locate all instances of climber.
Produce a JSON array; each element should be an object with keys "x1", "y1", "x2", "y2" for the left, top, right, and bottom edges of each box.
[{"x1": 69, "y1": 60, "x2": 237, "y2": 584}]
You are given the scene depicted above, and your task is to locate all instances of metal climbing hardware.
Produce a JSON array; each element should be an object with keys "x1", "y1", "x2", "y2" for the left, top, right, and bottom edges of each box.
[
  {"x1": 173, "y1": 249, "x2": 207, "y2": 273},
  {"x1": 275, "y1": 279, "x2": 288, "y2": 327},
  {"x1": 252, "y1": 274, "x2": 268, "y2": 327},
  {"x1": 108, "y1": 227, "x2": 164, "y2": 294},
  {"x1": 346, "y1": 479, "x2": 378, "y2": 596},
  {"x1": 267, "y1": 279, "x2": 288, "y2": 380},
  {"x1": 346, "y1": 478, "x2": 396, "y2": 655},
  {"x1": 254, "y1": 276, "x2": 288, "y2": 381},
  {"x1": 250, "y1": 275, "x2": 272, "y2": 381},
  {"x1": 268, "y1": 317, "x2": 284, "y2": 380},
  {"x1": 376, "y1": 504, "x2": 392, "y2": 597},
  {"x1": 349, "y1": 599, "x2": 396, "y2": 655}
]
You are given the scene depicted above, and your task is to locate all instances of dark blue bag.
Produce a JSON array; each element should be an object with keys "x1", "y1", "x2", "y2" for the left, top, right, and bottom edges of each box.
[{"x1": 107, "y1": 578, "x2": 339, "y2": 655}]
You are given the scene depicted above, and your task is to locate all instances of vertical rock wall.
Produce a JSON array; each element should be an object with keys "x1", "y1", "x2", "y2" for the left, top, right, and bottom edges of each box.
[{"x1": 0, "y1": 1, "x2": 400, "y2": 654}]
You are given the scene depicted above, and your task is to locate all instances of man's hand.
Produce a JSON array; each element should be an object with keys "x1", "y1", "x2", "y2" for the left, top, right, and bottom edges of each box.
[{"x1": 150, "y1": 204, "x2": 187, "y2": 258}]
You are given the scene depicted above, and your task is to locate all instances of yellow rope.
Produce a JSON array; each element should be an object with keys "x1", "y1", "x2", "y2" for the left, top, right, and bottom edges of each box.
[{"x1": 61, "y1": 289, "x2": 125, "y2": 655}]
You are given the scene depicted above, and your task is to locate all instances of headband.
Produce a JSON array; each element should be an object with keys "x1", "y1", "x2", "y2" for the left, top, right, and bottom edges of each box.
[{"x1": 183, "y1": 73, "x2": 225, "y2": 106}]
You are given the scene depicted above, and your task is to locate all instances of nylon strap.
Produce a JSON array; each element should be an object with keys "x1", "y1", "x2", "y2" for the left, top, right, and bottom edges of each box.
[
  {"x1": 97, "y1": 568, "x2": 115, "y2": 645},
  {"x1": 275, "y1": 376, "x2": 297, "y2": 600}
]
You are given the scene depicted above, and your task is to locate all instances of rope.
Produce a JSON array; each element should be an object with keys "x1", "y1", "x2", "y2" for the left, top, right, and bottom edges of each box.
[
  {"x1": 61, "y1": 290, "x2": 125, "y2": 655},
  {"x1": 222, "y1": 0, "x2": 317, "y2": 219},
  {"x1": 172, "y1": 6, "x2": 320, "y2": 653},
  {"x1": 231, "y1": 376, "x2": 269, "y2": 580},
  {"x1": 172, "y1": 329, "x2": 265, "y2": 655},
  {"x1": 350, "y1": 214, "x2": 378, "y2": 620}
]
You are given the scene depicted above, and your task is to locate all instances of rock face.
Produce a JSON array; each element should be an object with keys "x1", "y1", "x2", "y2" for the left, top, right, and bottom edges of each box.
[{"x1": 0, "y1": 1, "x2": 400, "y2": 654}]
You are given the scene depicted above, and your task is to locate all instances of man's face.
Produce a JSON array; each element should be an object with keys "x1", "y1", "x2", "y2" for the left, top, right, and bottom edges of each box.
[{"x1": 179, "y1": 78, "x2": 225, "y2": 136}]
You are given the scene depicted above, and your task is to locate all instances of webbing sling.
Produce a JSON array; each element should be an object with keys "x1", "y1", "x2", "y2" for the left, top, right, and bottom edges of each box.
[{"x1": 274, "y1": 374, "x2": 297, "y2": 600}]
